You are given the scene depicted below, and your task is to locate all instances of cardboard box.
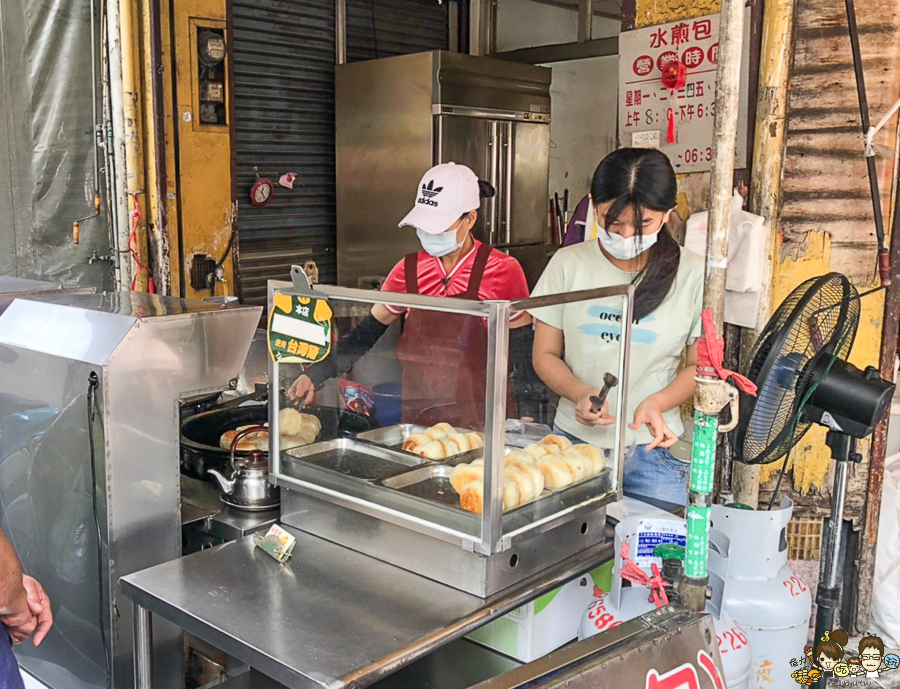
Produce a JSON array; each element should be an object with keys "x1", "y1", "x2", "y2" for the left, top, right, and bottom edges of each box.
[{"x1": 466, "y1": 561, "x2": 614, "y2": 662}]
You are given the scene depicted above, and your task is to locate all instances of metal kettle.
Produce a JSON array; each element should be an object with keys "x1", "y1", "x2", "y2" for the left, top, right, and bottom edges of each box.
[{"x1": 208, "y1": 426, "x2": 280, "y2": 512}]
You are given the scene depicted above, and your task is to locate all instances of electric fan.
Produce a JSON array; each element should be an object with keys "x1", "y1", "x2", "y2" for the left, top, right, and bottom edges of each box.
[{"x1": 732, "y1": 272, "x2": 894, "y2": 648}]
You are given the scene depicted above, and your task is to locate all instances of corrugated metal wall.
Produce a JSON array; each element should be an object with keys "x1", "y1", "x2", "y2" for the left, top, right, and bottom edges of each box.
[
  {"x1": 231, "y1": 0, "x2": 336, "y2": 304},
  {"x1": 231, "y1": 0, "x2": 448, "y2": 304},
  {"x1": 781, "y1": 0, "x2": 900, "y2": 285}
]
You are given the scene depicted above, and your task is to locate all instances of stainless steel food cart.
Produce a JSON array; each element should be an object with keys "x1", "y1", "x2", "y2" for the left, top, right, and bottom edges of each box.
[
  {"x1": 117, "y1": 278, "x2": 731, "y2": 689},
  {"x1": 0, "y1": 292, "x2": 260, "y2": 689}
]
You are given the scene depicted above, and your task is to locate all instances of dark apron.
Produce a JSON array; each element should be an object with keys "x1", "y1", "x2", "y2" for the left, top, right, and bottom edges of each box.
[{"x1": 395, "y1": 244, "x2": 514, "y2": 430}]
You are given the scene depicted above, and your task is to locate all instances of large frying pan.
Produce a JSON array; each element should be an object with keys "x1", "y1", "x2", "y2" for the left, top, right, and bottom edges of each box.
[{"x1": 181, "y1": 404, "x2": 374, "y2": 479}]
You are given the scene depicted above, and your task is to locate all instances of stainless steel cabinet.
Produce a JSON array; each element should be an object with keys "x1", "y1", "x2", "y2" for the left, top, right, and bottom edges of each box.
[{"x1": 337, "y1": 51, "x2": 552, "y2": 288}]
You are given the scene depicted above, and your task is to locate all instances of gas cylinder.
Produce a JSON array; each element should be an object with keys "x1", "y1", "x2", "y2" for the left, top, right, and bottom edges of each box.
[
  {"x1": 710, "y1": 499, "x2": 811, "y2": 689},
  {"x1": 579, "y1": 516, "x2": 753, "y2": 689}
]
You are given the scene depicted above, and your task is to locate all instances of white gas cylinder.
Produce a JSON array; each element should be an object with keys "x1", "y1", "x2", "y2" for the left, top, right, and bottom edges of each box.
[
  {"x1": 710, "y1": 499, "x2": 811, "y2": 689},
  {"x1": 579, "y1": 588, "x2": 752, "y2": 689},
  {"x1": 579, "y1": 515, "x2": 752, "y2": 689}
]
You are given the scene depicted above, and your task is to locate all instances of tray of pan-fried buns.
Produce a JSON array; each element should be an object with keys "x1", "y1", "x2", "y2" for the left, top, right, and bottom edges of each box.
[
  {"x1": 377, "y1": 433, "x2": 609, "y2": 515},
  {"x1": 357, "y1": 422, "x2": 485, "y2": 463}
]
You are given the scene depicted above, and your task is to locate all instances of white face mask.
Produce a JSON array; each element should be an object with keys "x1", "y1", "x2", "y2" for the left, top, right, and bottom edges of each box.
[
  {"x1": 595, "y1": 212, "x2": 670, "y2": 261},
  {"x1": 416, "y1": 220, "x2": 469, "y2": 258}
]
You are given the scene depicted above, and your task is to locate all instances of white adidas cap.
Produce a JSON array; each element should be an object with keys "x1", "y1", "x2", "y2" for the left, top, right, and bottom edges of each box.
[{"x1": 398, "y1": 163, "x2": 482, "y2": 235}]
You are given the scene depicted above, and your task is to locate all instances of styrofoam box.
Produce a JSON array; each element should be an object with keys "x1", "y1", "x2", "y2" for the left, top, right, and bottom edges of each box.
[{"x1": 466, "y1": 561, "x2": 614, "y2": 663}]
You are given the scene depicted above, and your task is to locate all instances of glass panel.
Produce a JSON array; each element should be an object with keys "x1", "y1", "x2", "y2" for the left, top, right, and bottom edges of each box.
[
  {"x1": 273, "y1": 294, "x2": 495, "y2": 543},
  {"x1": 269, "y1": 284, "x2": 632, "y2": 552},
  {"x1": 495, "y1": 0, "x2": 578, "y2": 52},
  {"x1": 499, "y1": 288, "x2": 631, "y2": 540}
]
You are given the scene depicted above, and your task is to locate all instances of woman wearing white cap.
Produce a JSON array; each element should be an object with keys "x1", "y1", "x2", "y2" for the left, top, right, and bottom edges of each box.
[{"x1": 289, "y1": 163, "x2": 536, "y2": 428}]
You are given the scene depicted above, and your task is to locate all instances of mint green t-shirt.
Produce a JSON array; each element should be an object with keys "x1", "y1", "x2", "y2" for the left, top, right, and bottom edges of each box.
[{"x1": 528, "y1": 240, "x2": 703, "y2": 448}]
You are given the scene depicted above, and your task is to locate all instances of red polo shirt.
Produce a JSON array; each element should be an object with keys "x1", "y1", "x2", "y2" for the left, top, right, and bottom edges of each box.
[{"x1": 381, "y1": 240, "x2": 530, "y2": 320}]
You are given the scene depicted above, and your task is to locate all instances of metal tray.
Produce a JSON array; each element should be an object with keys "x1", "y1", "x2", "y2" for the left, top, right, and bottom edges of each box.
[
  {"x1": 282, "y1": 438, "x2": 426, "y2": 481},
  {"x1": 356, "y1": 424, "x2": 483, "y2": 464},
  {"x1": 546, "y1": 467, "x2": 612, "y2": 494},
  {"x1": 378, "y1": 464, "x2": 551, "y2": 513}
]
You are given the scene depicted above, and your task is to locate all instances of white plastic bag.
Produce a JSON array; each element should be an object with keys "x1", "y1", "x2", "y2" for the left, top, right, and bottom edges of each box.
[
  {"x1": 684, "y1": 189, "x2": 768, "y2": 329},
  {"x1": 871, "y1": 452, "x2": 900, "y2": 647}
]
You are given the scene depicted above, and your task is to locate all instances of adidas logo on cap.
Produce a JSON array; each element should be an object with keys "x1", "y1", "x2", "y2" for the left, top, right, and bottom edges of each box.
[
  {"x1": 399, "y1": 163, "x2": 482, "y2": 234},
  {"x1": 418, "y1": 180, "x2": 443, "y2": 206}
]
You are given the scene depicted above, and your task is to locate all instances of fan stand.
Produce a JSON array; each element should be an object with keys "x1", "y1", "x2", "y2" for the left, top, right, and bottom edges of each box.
[{"x1": 812, "y1": 431, "x2": 861, "y2": 688}]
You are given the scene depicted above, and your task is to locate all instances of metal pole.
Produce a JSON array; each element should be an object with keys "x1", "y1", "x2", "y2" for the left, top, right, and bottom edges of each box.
[
  {"x1": 90, "y1": 0, "x2": 101, "y2": 192},
  {"x1": 859, "y1": 131, "x2": 900, "y2": 630},
  {"x1": 733, "y1": 0, "x2": 797, "y2": 506},
  {"x1": 704, "y1": 0, "x2": 744, "y2": 331},
  {"x1": 335, "y1": 0, "x2": 347, "y2": 65},
  {"x1": 577, "y1": 0, "x2": 592, "y2": 43},
  {"x1": 100, "y1": 0, "x2": 122, "y2": 288},
  {"x1": 469, "y1": 0, "x2": 494, "y2": 56},
  {"x1": 681, "y1": 0, "x2": 745, "y2": 612},
  {"x1": 482, "y1": 301, "x2": 510, "y2": 555},
  {"x1": 844, "y1": 0, "x2": 890, "y2": 282},
  {"x1": 134, "y1": 604, "x2": 153, "y2": 689},
  {"x1": 106, "y1": 0, "x2": 132, "y2": 290},
  {"x1": 148, "y1": 0, "x2": 171, "y2": 296},
  {"x1": 814, "y1": 434, "x2": 854, "y2": 647},
  {"x1": 120, "y1": 0, "x2": 149, "y2": 291}
]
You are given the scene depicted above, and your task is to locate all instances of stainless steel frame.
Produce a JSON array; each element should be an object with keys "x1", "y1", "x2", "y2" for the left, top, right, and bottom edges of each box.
[
  {"x1": 122, "y1": 526, "x2": 613, "y2": 689},
  {"x1": 268, "y1": 280, "x2": 633, "y2": 596},
  {"x1": 470, "y1": 606, "x2": 725, "y2": 689},
  {"x1": 0, "y1": 275, "x2": 96, "y2": 314},
  {"x1": 0, "y1": 292, "x2": 260, "y2": 689}
]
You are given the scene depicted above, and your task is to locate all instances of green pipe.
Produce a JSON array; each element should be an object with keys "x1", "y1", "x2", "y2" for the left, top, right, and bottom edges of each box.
[{"x1": 685, "y1": 409, "x2": 718, "y2": 579}]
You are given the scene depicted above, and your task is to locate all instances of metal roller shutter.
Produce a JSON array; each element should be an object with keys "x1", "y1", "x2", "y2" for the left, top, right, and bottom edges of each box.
[
  {"x1": 232, "y1": 0, "x2": 335, "y2": 304},
  {"x1": 231, "y1": 0, "x2": 447, "y2": 304},
  {"x1": 346, "y1": 0, "x2": 449, "y2": 62}
]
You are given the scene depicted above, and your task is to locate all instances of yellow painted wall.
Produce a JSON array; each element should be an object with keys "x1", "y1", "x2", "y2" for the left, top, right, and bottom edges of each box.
[
  {"x1": 172, "y1": 4, "x2": 235, "y2": 299},
  {"x1": 139, "y1": 0, "x2": 235, "y2": 298},
  {"x1": 757, "y1": 233, "x2": 885, "y2": 493},
  {"x1": 634, "y1": 0, "x2": 721, "y2": 29}
]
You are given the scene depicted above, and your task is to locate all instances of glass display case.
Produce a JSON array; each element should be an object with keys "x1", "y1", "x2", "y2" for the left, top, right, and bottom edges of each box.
[{"x1": 269, "y1": 277, "x2": 633, "y2": 596}]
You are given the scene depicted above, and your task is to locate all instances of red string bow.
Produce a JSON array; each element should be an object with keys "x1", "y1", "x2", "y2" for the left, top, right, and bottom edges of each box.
[
  {"x1": 619, "y1": 542, "x2": 669, "y2": 608},
  {"x1": 696, "y1": 308, "x2": 757, "y2": 395}
]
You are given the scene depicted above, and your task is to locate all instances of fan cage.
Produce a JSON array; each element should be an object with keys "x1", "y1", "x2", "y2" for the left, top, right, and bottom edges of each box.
[{"x1": 735, "y1": 273, "x2": 860, "y2": 465}]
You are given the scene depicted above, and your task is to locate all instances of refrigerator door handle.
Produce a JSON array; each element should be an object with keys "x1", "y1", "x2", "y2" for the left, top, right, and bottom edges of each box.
[
  {"x1": 435, "y1": 116, "x2": 444, "y2": 164},
  {"x1": 489, "y1": 121, "x2": 500, "y2": 245},
  {"x1": 504, "y1": 122, "x2": 514, "y2": 245}
]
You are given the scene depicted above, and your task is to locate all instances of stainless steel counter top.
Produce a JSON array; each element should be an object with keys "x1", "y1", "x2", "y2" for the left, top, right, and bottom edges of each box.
[
  {"x1": 121, "y1": 526, "x2": 612, "y2": 689},
  {"x1": 181, "y1": 475, "x2": 279, "y2": 544}
]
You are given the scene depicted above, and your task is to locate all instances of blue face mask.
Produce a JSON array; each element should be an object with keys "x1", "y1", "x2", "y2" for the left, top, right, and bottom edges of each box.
[{"x1": 417, "y1": 227, "x2": 467, "y2": 257}]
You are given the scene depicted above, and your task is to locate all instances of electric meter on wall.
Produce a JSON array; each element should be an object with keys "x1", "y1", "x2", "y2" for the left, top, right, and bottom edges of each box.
[{"x1": 199, "y1": 31, "x2": 226, "y2": 65}]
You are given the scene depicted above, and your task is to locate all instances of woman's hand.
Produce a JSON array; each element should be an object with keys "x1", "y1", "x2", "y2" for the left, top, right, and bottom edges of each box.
[
  {"x1": 630, "y1": 395, "x2": 677, "y2": 449},
  {"x1": 574, "y1": 388, "x2": 615, "y2": 427},
  {"x1": 287, "y1": 374, "x2": 315, "y2": 406}
]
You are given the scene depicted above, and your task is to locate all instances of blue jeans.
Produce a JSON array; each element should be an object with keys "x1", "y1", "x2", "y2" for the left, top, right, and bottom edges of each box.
[
  {"x1": 0, "y1": 632, "x2": 25, "y2": 689},
  {"x1": 552, "y1": 425, "x2": 689, "y2": 506}
]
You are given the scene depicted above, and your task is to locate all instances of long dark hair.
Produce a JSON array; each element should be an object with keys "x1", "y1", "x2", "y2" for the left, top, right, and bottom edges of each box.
[{"x1": 591, "y1": 148, "x2": 679, "y2": 321}]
